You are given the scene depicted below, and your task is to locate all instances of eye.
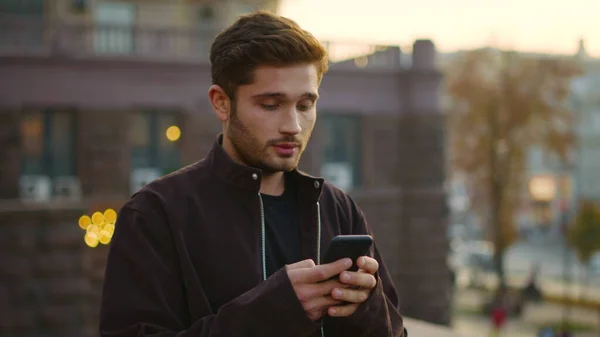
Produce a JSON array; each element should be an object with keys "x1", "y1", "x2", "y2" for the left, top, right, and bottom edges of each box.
[
  {"x1": 260, "y1": 99, "x2": 280, "y2": 111},
  {"x1": 297, "y1": 100, "x2": 314, "y2": 111},
  {"x1": 261, "y1": 104, "x2": 279, "y2": 111}
]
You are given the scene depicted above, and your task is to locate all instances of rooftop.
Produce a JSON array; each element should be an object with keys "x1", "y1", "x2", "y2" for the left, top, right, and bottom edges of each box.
[{"x1": 0, "y1": 15, "x2": 437, "y2": 72}]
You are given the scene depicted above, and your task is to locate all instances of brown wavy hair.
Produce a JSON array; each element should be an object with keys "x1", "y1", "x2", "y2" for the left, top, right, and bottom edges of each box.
[{"x1": 210, "y1": 10, "x2": 329, "y2": 100}]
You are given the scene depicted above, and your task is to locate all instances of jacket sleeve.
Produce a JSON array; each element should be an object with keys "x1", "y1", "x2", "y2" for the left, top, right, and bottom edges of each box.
[
  {"x1": 99, "y1": 199, "x2": 321, "y2": 337},
  {"x1": 327, "y1": 197, "x2": 407, "y2": 337}
]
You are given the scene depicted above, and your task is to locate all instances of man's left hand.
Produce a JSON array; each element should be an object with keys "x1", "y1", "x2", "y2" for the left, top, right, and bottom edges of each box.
[{"x1": 327, "y1": 256, "x2": 379, "y2": 317}]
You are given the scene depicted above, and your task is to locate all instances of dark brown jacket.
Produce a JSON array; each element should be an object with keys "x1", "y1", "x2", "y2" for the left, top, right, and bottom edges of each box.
[{"x1": 100, "y1": 136, "x2": 406, "y2": 337}]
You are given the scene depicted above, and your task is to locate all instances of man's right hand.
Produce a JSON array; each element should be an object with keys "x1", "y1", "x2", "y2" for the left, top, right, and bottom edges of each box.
[{"x1": 286, "y1": 258, "x2": 353, "y2": 321}]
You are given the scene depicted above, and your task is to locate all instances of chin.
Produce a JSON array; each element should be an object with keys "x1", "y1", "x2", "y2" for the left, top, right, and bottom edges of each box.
[
  {"x1": 263, "y1": 159, "x2": 299, "y2": 173},
  {"x1": 273, "y1": 164, "x2": 298, "y2": 173}
]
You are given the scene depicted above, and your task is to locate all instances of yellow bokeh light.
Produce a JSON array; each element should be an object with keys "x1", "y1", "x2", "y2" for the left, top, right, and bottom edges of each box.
[
  {"x1": 87, "y1": 224, "x2": 99, "y2": 235},
  {"x1": 84, "y1": 232, "x2": 99, "y2": 248},
  {"x1": 104, "y1": 208, "x2": 117, "y2": 224},
  {"x1": 99, "y1": 230, "x2": 112, "y2": 245},
  {"x1": 104, "y1": 223, "x2": 115, "y2": 235},
  {"x1": 78, "y1": 215, "x2": 91, "y2": 230},
  {"x1": 166, "y1": 125, "x2": 181, "y2": 142},
  {"x1": 79, "y1": 208, "x2": 118, "y2": 247},
  {"x1": 91, "y1": 211, "x2": 105, "y2": 225}
]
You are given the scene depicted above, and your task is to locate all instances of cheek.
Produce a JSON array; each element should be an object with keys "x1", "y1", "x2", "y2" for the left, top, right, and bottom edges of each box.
[
  {"x1": 232, "y1": 107, "x2": 266, "y2": 132},
  {"x1": 300, "y1": 113, "x2": 317, "y2": 133}
]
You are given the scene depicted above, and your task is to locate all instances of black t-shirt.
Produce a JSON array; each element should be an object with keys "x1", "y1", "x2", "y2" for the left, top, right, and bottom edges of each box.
[{"x1": 261, "y1": 176, "x2": 301, "y2": 277}]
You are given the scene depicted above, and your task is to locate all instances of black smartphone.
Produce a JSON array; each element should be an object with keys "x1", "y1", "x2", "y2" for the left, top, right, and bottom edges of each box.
[{"x1": 321, "y1": 235, "x2": 373, "y2": 272}]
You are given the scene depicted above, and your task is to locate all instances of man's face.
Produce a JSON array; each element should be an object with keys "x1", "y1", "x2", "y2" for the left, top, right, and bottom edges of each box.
[{"x1": 224, "y1": 63, "x2": 319, "y2": 173}]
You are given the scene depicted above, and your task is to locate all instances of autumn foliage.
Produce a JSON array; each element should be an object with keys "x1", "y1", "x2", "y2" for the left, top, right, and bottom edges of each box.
[
  {"x1": 568, "y1": 200, "x2": 600, "y2": 300},
  {"x1": 568, "y1": 200, "x2": 600, "y2": 264},
  {"x1": 445, "y1": 48, "x2": 582, "y2": 286}
]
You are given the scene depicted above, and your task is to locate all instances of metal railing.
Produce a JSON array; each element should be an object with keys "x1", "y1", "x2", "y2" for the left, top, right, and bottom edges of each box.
[
  {"x1": 58, "y1": 23, "x2": 218, "y2": 60},
  {"x1": 0, "y1": 16, "x2": 403, "y2": 69},
  {"x1": 0, "y1": 15, "x2": 220, "y2": 59}
]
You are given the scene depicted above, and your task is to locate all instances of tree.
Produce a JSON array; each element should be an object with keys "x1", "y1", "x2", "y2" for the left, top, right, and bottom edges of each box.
[
  {"x1": 568, "y1": 200, "x2": 600, "y2": 300},
  {"x1": 445, "y1": 48, "x2": 582, "y2": 289}
]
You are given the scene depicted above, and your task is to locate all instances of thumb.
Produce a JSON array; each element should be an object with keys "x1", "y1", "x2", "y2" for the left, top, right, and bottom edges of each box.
[{"x1": 286, "y1": 259, "x2": 316, "y2": 271}]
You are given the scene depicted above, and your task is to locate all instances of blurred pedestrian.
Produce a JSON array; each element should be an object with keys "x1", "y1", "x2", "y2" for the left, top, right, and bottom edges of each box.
[
  {"x1": 490, "y1": 305, "x2": 507, "y2": 336},
  {"x1": 522, "y1": 263, "x2": 543, "y2": 302},
  {"x1": 557, "y1": 329, "x2": 572, "y2": 337},
  {"x1": 489, "y1": 287, "x2": 508, "y2": 336}
]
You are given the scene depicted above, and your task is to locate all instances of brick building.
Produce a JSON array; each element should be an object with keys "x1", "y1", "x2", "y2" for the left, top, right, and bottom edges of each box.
[{"x1": 0, "y1": 1, "x2": 451, "y2": 335}]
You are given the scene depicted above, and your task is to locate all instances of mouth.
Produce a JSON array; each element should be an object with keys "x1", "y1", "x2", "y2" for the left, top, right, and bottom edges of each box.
[{"x1": 272, "y1": 142, "x2": 300, "y2": 157}]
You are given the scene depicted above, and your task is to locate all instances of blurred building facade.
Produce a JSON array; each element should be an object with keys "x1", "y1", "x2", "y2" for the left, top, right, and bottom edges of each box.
[
  {"x1": 522, "y1": 40, "x2": 600, "y2": 237},
  {"x1": 0, "y1": 1, "x2": 452, "y2": 335},
  {"x1": 571, "y1": 42, "x2": 600, "y2": 201},
  {"x1": 441, "y1": 41, "x2": 600, "y2": 240}
]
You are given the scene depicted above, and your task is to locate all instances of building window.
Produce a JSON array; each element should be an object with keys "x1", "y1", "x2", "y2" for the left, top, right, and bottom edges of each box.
[
  {"x1": 0, "y1": 0, "x2": 44, "y2": 14},
  {"x1": 19, "y1": 108, "x2": 79, "y2": 201},
  {"x1": 320, "y1": 114, "x2": 362, "y2": 192},
  {"x1": 130, "y1": 110, "x2": 181, "y2": 193},
  {"x1": 0, "y1": 0, "x2": 45, "y2": 51},
  {"x1": 93, "y1": 2, "x2": 135, "y2": 54}
]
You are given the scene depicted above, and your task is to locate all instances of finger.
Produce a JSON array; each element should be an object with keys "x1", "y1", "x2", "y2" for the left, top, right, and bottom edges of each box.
[
  {"x1": 295, "y1": 258, "x2": 352, "y2": 284},
  {"x1": 286, "y1": 259, "x2": 316, "y2": 271},
  {"x1": 331, "y1": 287, "x2": 370, "y2": 304},
  {"x1": 328, "y1": 303, "x2": 359, "y2": 317},
  {"x1": 301, "y1": 279, "x2": 353, "y2": 300},
  {"x1": 357, "y1": 256, "x2": 379, "y2": 274},
  {"x1": 304, "y1": 295, "x2": 343, "y2": 312},
  {"x1": 338, "y1": 271, "x2": 377, "y2": 289}
]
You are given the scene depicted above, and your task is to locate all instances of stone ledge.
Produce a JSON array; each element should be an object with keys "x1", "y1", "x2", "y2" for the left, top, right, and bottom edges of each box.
[
  {"x1": 0, "y1": 195, "x2": 127, "y2": 213},
  {"x1": 0, "y1": 199, "x2": 87, "y2": 213}
]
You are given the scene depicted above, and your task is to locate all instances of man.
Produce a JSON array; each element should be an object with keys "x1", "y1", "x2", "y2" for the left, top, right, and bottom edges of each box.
[{"x1": 100, "y1": 10, "x2": 406, "y2": 337}]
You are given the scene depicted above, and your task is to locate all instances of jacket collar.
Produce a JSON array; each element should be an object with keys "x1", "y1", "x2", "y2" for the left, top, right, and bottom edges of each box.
[{"x1": 207, "y1": 134, "x2": 324, "y2": 200}]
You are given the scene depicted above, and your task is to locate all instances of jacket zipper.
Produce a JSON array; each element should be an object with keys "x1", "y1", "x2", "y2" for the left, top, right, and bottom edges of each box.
[
  {"x1": 258, "y1": 194, "x2": 324, "y2": 337},
  {"x1": 317, "y1": 202, "x2": 324, "y2": 337},
  {"x1": 258, "y1": 193, "x2": 267, "y2": 281}
]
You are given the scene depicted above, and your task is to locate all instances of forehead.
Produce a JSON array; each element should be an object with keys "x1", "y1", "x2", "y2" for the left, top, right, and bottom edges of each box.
[{"x1": 240, "y1": 63, "x2": 320, "y2": 98}]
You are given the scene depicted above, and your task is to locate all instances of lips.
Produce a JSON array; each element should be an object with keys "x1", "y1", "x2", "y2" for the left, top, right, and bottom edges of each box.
[
  {"x1": 272, "y1": 143, "x2": 299, "y2": 156},
  {"x1": 273, "y1": 142, "x2": 299, "y2": 149}
]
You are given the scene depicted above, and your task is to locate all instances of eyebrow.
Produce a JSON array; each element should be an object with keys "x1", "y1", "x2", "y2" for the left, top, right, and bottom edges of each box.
[{"x1": 251, "y1": 92, "x2": 319, "y2": 100}]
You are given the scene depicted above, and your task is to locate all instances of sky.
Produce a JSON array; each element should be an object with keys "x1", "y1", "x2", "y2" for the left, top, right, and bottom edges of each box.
[{"x1": 278, "y1": 0, "x2": 600, "y2": 57}]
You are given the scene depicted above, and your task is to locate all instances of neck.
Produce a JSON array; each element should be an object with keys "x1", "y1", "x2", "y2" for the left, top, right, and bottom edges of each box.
[
  {"x1": 221, "y1": 134, "x2": 286, "y2": 196},
  {"x1": 260, "y1": 172, "x2": 285, "y2": 196}
]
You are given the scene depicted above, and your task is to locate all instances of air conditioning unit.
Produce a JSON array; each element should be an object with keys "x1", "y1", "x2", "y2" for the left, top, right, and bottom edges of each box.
[
  {"x1": 320, "y1": 162, "x2": 353, "y2": 192},
  {"x1": 53, "y1": 176, "x2": 83, "y2": 201},
  {"x1": 19, "y1": 175, "x2": 52, "y2": 202},
  {"x1": 130, "y1": 168, "x2": 161, "y2": 195}
]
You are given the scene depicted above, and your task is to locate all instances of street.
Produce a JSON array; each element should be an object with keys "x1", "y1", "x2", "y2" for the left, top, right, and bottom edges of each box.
[
  {"x1": 451, "y1": 238, "x2": 600, "y2": 337},
  {"x1": 453, "y1": 288, "x2": 599, "y2": 337},
  {"x1": 506, "y1": 238, "x2": 600, "y2": 300},
  {"x1": 455, "y1": 237, "x2": 600, "y2": 301},
  {"x1": 505, "y1": 239, "x2": 599, "y2": 280}
]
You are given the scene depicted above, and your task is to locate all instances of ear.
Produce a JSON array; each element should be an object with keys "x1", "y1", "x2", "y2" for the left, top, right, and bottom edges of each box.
[{"x1": 208, "y1": 85, "x2": 231, "y2": 122}]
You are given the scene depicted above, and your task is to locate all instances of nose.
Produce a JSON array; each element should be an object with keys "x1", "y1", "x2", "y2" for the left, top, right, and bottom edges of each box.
[{"x1": 279, "y1": 107, "x2": 302, "y2": 136}]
